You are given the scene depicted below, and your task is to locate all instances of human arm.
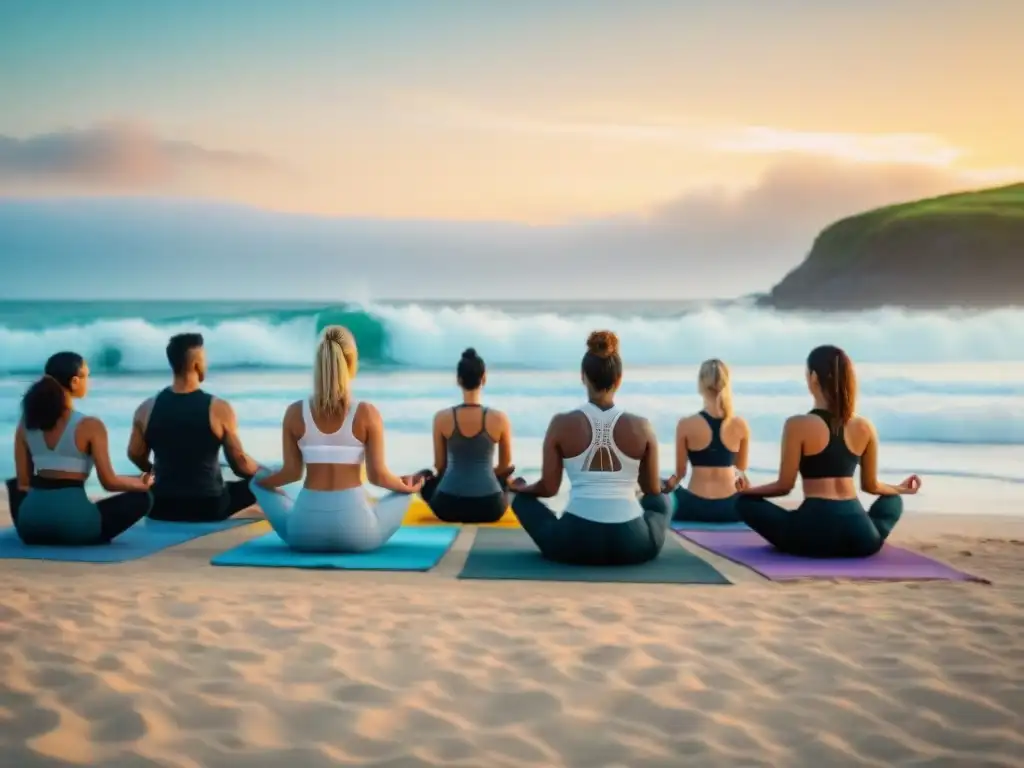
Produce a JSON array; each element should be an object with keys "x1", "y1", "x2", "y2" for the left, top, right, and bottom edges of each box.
[
  {"x1": 509, "y1": 415, "x2": 563, "y2": 497},
  {"x1": 85, "y1": 418, "x2": 153, "y2": 493},
  {"x1": 14, "y1": 423, "x2": 33, "y2": 492},
  {"x1": 255, "y1": 404, "x2": 304, "y2": 491},
  {"x1": 214, "y1": 398, "x2": 262, "y2": 479},
  {"x1": 733, "y1": 418, "x2": 751, "y2": 490},
  {"x1": 432, "y1": 411, "x2": 447, "y2": 476},
  {"x1": 860, "y1": 420, "x2": 921, "y2": 496},
  {"x1": 363, "y1": 404, "x2": 424, "y2": 494},
  {"x1": 740, "y1": 417, "x2": 801, "y2": 498},
  {"x1": 637, "y1": 418, "x2": 662, "y2": 496},
  {"x1": 494, "y1": 410, "x2": 514, "y2": 477},
  {"x1": 662, "y1": 418, "x2": 689, "y2": 493},
  {"x1": 126, "y1": 399, "x2": 153, "y2": 473}
]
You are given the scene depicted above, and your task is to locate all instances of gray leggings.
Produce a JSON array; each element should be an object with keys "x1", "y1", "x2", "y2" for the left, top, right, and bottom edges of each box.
[{"x1": 250, "y1": 478, "x2": 412, "y2": 553}]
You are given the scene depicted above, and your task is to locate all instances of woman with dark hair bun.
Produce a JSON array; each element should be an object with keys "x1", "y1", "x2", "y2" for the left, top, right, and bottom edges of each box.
[
  {"x1": 7, "y1": 352, "x2": 153, "y2": 546},
  {"x1": 736, "y1": 344, "x2": 919, "y2": 558},
  {"x1": 417, "y1": 348, "x2": 515, "y2": 523},
  {"x1": 508, "y1": 331, "x2": 670, "y2": 565}
]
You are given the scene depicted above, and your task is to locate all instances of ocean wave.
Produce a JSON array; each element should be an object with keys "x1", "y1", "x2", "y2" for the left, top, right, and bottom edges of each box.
[{"x1": 1, "y1": 303, "x2": 1024, "y2": 374}]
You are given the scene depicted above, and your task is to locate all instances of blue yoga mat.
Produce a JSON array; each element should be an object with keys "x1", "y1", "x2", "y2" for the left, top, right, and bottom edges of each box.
[
  {"x1": 671, "y1": 521, "x2": 750, "y2": 531},
  {"x1": 458, "y1": 528, "x2": 730, "y2": 584},
  {"x1": 210, "y1": 526, "x2": 458, "y2": 571},
  {"x1": 0, "y1": 518, "x2": 257, "y2": 563}
]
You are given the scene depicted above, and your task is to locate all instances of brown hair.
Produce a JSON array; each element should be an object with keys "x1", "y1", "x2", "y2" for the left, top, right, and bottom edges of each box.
[
  {"x1": 698, "y1": 359, "x2": 733, "y2": 418},
  {"x1": 582, "y1": 330, "x2": 622, "y2": 391},
  {"x1": 807, "y1": 345, "x2": 856, "y2": 431}
]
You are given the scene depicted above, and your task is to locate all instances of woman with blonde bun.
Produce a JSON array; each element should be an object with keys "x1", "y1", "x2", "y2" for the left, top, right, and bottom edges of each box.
[
  {"x1": 663, "y1": 359, "x2": 750, "y2": 522},
  {"x1": 252, "y1": 326, "x2": 423, "y2": 552},
  {"x1": 508, "y1": 331, "x2": 670, "y2": 565}
]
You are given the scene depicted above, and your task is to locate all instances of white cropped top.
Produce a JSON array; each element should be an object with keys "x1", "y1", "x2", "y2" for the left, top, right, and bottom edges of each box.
[{"x1": 298, "y1": 398, "x2": 365, "y2": 465}]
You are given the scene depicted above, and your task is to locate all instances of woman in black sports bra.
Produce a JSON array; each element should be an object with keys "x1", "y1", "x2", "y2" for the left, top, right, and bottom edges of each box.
[
  {"x1": 663, "y1": 359, "x2": 750, "y2": 522},
  {"x1": 736, "y1": 345, "x2": 921, "y2": 558}
]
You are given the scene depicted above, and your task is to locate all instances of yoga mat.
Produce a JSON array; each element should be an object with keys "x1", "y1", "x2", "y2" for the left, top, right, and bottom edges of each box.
[
  {"x1": 0, "y1": 518, "x2": 257, "y2": 563},
  {"x1": 676, "y1": 529, "x2": 987, "y2": 582},
  {"x1": 671, "y1": 520, "x2": 750, "y2": 531},
  {"x1": 211, "y1": 526, "x2": 458, "y2": 571},
  {"x1": 402, "y1": 496, "x2": 520, "y2": 528},
  {"x1": 458, "y1": 528, "x2": 730, "y2": 584}
]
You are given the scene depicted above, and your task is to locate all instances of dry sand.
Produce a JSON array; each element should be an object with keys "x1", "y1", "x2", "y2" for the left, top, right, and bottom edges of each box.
[{"x1": 1, "y1": 498, "x2": 1022, "y2": 768}]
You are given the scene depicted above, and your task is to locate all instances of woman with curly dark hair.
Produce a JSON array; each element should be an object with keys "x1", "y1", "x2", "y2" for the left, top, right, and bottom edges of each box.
[{"x1": 508, "y1": 331, "x2": 670, "y2": 566}]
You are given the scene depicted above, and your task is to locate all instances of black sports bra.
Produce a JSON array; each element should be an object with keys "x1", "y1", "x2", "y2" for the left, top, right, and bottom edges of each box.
[
  {"x1": 688, "y1": 412, "x2": 735, "y2": 468},
  {"x1": 799, "y1": 409, "x2": 860, "y2": 479}
]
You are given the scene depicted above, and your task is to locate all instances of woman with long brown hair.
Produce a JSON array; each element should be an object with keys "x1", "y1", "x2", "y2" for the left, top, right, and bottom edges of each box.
[
  {"x1": 736, "y1": 345, "x2": 920, "y2": 557},
  {"x1": 252, "y1": 326, "x2": 423, "y2": 552}
]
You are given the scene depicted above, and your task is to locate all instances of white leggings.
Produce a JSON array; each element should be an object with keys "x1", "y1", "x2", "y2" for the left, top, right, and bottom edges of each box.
[{"x1": 250, "y1": 478, "x2": 412, "y2": 553}]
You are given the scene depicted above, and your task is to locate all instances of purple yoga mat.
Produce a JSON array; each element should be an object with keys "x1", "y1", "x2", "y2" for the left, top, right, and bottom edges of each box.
[{"x1": 676, "y1": 530, "x2": 987, "y2": 582}]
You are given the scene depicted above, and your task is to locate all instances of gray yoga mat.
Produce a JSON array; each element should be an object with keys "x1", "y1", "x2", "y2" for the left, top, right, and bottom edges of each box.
[{"x1": 458, "y1": 528, "x2": 731, "y2": 584}]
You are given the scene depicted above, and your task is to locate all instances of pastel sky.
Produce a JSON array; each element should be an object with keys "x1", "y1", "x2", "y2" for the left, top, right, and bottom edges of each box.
[{"x1": 0, "y1": 0, "x2": 1022, "y2": 299}]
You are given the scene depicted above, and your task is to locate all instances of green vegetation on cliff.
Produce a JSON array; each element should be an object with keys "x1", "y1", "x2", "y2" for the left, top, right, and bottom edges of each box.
[{"x1": 762, "y1": 184, "x2": 1024, "y2": 310}]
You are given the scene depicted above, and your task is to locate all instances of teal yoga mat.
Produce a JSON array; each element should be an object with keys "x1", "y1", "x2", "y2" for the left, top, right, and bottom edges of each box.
[
  {"x1": 0, "y1": 518, "x2": 257, "y2": 563},
  {"x1": 210, "y1": 527, "x2": 458, "y2": 571},
  {"x1": 458, "y1": 528, "x2": 730, "y2": 584}
]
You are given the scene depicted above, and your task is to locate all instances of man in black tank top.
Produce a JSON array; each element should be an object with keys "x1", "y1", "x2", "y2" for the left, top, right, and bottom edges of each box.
[{"x1": 127, "y1": 333, "x2": 262, "y2": 522}]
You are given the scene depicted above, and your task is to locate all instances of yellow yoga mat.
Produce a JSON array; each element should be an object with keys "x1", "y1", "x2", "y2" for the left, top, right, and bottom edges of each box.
[{"x1": 402, "y1": 496, "x2": 520, "y2": 528}]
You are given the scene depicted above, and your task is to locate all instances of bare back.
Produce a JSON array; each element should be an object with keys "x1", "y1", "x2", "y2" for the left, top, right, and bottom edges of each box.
[
  {"x1": 286, "y1": 399, "x2": 368, "y2": 491},
  {"x1": 795, "y1": 413, "x2": 872, "y2": 500},
  {"x1": 676, "y1": 412, "x2": 749, "y2": 499}
]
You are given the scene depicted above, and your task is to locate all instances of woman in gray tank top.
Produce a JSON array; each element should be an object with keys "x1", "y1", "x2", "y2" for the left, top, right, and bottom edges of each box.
[
  {"x1": 7, "y1": 352, "x2": 154, "y2": 546},
  {"x1": 417, "y1": 349, "x2": 514, "y2": 523}
]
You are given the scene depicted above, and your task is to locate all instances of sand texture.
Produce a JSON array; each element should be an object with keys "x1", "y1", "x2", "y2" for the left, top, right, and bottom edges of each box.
[{"x1": 1, "y1": 500, "x2": 1023, "y2": 768}]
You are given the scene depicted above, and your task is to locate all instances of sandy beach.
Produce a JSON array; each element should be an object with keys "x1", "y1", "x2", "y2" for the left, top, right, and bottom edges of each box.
[{"x1": 2, "y1": 498, "x2": 1022, "y2": 768}]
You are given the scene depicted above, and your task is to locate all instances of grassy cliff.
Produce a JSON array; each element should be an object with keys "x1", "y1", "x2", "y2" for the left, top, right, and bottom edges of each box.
[{"x1": 761, "y1": 184, "x2": 1024, "y2": 310}]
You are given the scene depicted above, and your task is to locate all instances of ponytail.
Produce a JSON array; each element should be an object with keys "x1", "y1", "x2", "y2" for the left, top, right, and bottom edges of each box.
[
  {"x1": 807, "y1": 345, "x2": 856, "y2": 432},
  {"x1": 313, "y1": 326, "x2": 358, "y2": 416},
  {"x1": 22, "y1": 352, "x2": 85, "y2": 431},
  {"x1": 698, "y1": 359, "x2": 733, "y2": 419}
]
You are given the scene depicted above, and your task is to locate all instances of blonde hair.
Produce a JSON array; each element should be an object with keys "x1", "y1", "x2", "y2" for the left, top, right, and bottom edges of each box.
[
  {"x1": 698, "y1": 358, "x2": 733, "y2": 419},
  {"x1": 313, "y1": 325, "x2": 358, "y2": 416}
]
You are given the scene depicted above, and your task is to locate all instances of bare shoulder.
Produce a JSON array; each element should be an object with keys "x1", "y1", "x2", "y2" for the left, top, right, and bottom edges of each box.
[
  {"x1": 433, "y1": 407, "x2": 453, "y2": 426},
  {"x1": 356, "y1": 400, "x2": 380, "y2": 423},
  {"x1": 210, "y1": 396, "x2": 236, "y2": 420},
  {"x1": 623, "y1": 411, "x2": 655, "y2": 436},
  {"x1": 79, "y1": 415, "x2": 107, "y2": 436},
  {"x1": 284, "y1": 399, "x2": 304, "y2": 422},
  {"x1": 486, "y1": 407, "x2": 509, "y2": 426},
  {"x1": 133, "y1": 396, "x2": 155, "y2": 421},
  {"x1": 848, "y1": 414, "x2": 875, "y2": 438},
  {"x1": 784, "y1": 413, "x2": 811, "y2": 434}
]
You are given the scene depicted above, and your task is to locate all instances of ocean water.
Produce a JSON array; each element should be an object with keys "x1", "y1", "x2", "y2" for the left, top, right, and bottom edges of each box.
[{"x1": 1, "y1": 300, "x2": 1023, "y2": 516}]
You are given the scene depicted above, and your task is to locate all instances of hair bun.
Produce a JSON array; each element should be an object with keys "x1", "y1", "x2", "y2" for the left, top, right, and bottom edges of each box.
[
  {"x1": 461, "y1": 347, "x2": 478, "y2": 360},
  {"x1": 587, "y1": 330, "x2": 619, "y2": 359}
]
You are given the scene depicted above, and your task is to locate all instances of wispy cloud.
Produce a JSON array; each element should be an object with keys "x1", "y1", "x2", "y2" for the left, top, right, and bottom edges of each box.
[
  {"x1": 713, "y1": 126, "x2": 963, "y2": 166},
  {"x1": 399, "y1": 93, "x2": 975, "y2": 168},
  {"x1": 0, "y1": 122, "x2": 277, "y2": 187}
]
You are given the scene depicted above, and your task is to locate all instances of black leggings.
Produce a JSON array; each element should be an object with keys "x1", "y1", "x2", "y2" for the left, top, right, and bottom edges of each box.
[
  {"x1": 512, "y1": 492, "x2": 671, "y2": 566},
  {"x1": 148, "y1": 479, "x2": 256, "y2": 523},
  {"x1": 736, "y1": 494, "x2": 904, "y2": 558},
  {"x1": 419, "y1": 471, "x2": 508, "y2": 524},
  {"x1": 6, "y1": 477, "x2": 152, "y2": 545},
  {"x1": 671, "y1": 487, "x2": 741, "y2": 523}
]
